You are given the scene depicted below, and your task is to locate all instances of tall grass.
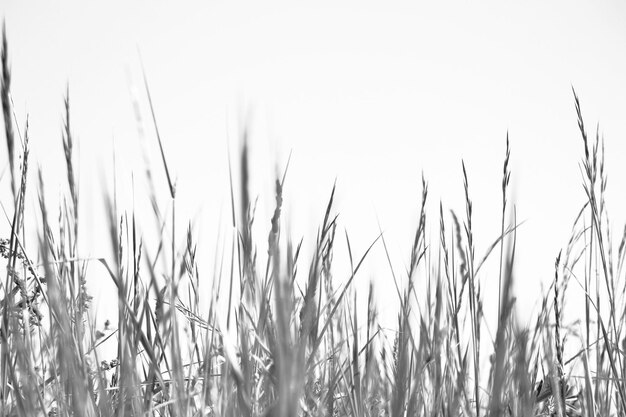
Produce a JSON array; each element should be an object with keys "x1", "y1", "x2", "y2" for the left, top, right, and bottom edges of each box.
[{"x1": 0, "y1": 25, "x2": 625, "y2": 416}]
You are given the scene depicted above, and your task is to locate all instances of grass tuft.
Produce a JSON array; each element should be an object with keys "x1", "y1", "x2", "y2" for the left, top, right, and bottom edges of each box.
[{"x1": 1, "y1": 28, "x2": 625, "y2": 417}]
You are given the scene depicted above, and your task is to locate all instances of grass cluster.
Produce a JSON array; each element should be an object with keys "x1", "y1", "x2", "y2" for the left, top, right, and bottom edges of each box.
[{"x1": 1, "y1": 24, "x2": 626, "y2": 417}]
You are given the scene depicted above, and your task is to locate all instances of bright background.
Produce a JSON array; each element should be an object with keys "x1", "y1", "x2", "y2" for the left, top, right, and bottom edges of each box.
[{"x1": 3, "y1": 1, "x2": 626, "y2": 331}]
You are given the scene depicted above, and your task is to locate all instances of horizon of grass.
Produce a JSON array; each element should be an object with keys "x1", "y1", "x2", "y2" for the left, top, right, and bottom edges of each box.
[{"x1": 0, "y1": 24, "x2": 625, "y2": 417}]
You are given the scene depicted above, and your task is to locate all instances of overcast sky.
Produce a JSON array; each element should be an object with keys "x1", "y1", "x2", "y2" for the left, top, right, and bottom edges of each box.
[{"x1": 4, "y1": 1, "x2": 626, "y2": 327}]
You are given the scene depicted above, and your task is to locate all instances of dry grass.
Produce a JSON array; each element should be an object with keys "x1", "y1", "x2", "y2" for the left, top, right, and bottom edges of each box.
[{"x1": 0, "y1": 24, "x2": 625, "y2": 417}]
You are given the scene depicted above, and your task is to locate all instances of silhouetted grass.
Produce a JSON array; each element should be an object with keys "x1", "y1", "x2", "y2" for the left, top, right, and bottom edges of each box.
[{"x1": 0, "y1": 24, "x2": 625, "y2": 417}]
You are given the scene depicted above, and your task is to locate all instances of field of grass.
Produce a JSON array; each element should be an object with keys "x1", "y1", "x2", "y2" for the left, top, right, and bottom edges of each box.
[{"x1": 1, "y1": 24, "x2": 626, "y2": 417}]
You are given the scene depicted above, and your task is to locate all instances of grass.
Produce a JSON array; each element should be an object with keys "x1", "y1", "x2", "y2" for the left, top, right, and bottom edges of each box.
[{"x1": 1, "y1": 24, "x2": 626, "y2": 417}]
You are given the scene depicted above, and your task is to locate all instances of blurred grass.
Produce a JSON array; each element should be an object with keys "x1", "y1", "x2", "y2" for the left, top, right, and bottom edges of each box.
[{"x1": 0, "y1": 24, "x2": 625, "y2": 417}]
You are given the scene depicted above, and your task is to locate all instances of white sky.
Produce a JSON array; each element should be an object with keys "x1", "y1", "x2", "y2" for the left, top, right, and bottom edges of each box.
[{"x1": 4, "y1": 1, "x2": 626, "y2": 329}]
